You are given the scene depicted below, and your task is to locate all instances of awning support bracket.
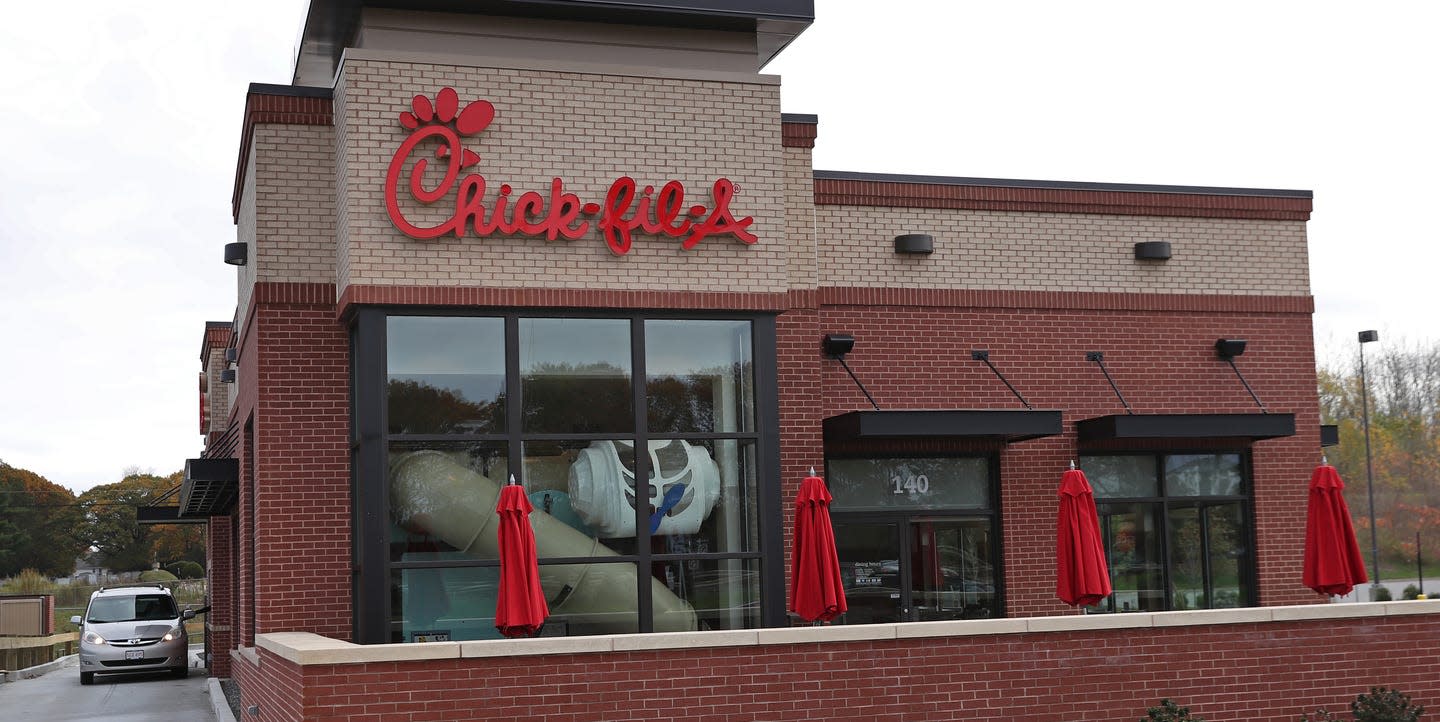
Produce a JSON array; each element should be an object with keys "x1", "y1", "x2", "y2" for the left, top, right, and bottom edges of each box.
[
  {"x1": 833, "y1": 354, "x2": 880, "y2": 411},
  {"x1": 970, "y1": 350, "x2": 1034, "y2": 410},
  {"x1": 1223, "y1": 358, "x2": 1269, "y2": 413},
  {"x1": 1086, "y1": 351, "x2": 1135, "y2": 415}
]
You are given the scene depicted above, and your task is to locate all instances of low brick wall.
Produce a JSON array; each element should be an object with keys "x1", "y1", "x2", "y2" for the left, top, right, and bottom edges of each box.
[{"x1": 235, "y1": 602, "x2": 1440, "y2": 722}]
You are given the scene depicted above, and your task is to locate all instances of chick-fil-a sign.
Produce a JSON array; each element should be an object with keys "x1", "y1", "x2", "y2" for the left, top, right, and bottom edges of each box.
[{"x1": 383, "y1": 88, "x2": 757, "y2": 255}]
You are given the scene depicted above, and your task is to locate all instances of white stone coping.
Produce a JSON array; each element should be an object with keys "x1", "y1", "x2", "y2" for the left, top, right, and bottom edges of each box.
[
  {"x1": 342, "y1": 48, "x2": 782, "y2": 86},
  {"x1": 255, "y1": 600, "x2": 1440, "y2": 667}
]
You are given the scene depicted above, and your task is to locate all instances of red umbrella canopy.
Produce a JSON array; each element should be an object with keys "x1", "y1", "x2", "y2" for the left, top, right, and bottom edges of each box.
[
  {"x1": 790, "y1": 473, "x2": 848, "y2": 623},
  {"x1": 494, "y1": 482, "x2": 549, "y2": 638},
  {"x1": 1056, "y1": 468, "x2": 1113, "y2": 607},
  {"x1": 1303, "y1": 464, "x2": 1369, "y2": 596}
]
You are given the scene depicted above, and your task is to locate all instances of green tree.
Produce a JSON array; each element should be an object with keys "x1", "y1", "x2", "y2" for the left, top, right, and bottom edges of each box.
[{"x1": 0, "y1": 461, "x2": 88, "y2": 577}]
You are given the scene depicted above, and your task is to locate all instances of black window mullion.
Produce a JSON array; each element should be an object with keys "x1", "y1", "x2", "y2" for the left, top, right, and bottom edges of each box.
[
  {"x1": 352, "y1": 308, "x2": 388, "y2": 644},
  {"x1": 754, "y1": 315, "x2": 785, "y2": 628},
  {"x1": 505, "y1": 316, "x2": 522, "y2": 484},
  {"x1": 632, "y1": 317, "x2": 652, "y2": 632}
]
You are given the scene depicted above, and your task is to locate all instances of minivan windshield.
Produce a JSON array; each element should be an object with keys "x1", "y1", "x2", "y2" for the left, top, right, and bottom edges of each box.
[{"x1": 87, "y1": 593, "x2": 178, "y2": 623}]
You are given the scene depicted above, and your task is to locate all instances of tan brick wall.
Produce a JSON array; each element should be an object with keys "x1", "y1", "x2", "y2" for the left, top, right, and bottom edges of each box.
[
  {"x1": 335, "y1": 56, "x2": 785, "y2": 294},
  {"x1": 236, "y1": 144, "x2": 257, "y2": 336},
  {"x1": 204, "y1": 346, "x2": 231, "y2": 436},
  {"x1": 254, "y1": 125, "x2": 337, "y2": 286},
  {"x1": 817, "y1": 207, "x2": 1311, "y2": 295},
  {"x1": 784, "y1": 146, "x2": 817, "y2": 292}
]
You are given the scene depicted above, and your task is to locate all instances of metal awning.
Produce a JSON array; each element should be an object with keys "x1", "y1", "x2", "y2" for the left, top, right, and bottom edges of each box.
[
  {"x1": 136, "y1": 506, "x2": 207, "y2": 525},
  {"x1": 824, "y1": 409, "x2": 1063, "y2": 443},
  {"x1": 180, "y1": 458, "x2": 239, "y2": 517},
  {"x1": 1076, "y1": 413, "x2": 1295, "y2": 442}
]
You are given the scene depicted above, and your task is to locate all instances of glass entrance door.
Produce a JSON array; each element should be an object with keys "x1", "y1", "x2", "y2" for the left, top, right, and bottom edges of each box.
[
  {"x1": 832, "y1": 516, "x2": 998, "y2": 624},
  {"x1": 910, "y1": 517, "x2": 995, "y2": 621}
]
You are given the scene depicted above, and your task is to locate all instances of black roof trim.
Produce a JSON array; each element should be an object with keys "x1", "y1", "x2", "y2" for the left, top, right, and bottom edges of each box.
[
  {"x1": 813, "y1": 170, "x2": 1313, "y2": 199},
  {"x1": 824, "y1": 409, "x2": 1063, "y2": 444},
  {"x1": 248, "y1": 83, "x2": 334, "y2": 98},
  {"x1": 781, "y1": 113, "x2": 818, "y2": 124},
  {"x1": 1076, "y1": 413, "x2": 1297, "y2": 443}
]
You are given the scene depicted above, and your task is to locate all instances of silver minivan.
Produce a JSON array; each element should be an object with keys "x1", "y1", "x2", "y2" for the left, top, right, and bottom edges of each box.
[{"x1": 70, "y1": 585, "x2": 194, "y2": 685}]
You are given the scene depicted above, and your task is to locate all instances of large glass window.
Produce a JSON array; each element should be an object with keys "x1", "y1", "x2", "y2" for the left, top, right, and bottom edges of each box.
[
  {"x1": 370, "y1": 313, "x2": 770, "y2": 642},
  {"x1": 1083, "y1": 452, "x2": 1252, "y2": 613}
]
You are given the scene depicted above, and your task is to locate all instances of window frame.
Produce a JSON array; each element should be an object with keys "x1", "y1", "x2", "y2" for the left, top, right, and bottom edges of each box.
[
  {"x1": 350, "y1": 307, "x2": 782, "y2": 643},
  {"x1": 824, "y1": 452, "x2": 1006, "y2": 621},
  {"x1": 1081, "y1": 449, "x2": 1258, "y2": 613}
]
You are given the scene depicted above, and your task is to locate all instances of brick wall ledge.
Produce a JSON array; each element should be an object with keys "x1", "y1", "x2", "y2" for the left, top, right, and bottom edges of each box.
[{"x1": 256, "y1": 600, "x2": 1440, "y2": 666}]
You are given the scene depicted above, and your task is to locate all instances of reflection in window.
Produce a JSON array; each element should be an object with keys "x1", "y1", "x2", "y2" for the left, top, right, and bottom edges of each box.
[
  {"x1": 387, "y1": 317, "x2": 505, "y2": 434},
  {"x1": 520, "y1": 318, "x2": 632, "y2": 433},
  {"x1": 650, "y1": 558, "x2": 759, "y2": 631},
  {"x1": 645, "y1": 320, "x2": 754, "y2": 434},
  {"x1": 1084, "y1": 453, "x2": 1250, "y2": 613}
]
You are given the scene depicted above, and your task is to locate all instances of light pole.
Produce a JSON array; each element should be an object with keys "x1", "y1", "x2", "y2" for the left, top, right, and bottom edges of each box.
[{"x1": 1358, "y1": 329, "x2": 1380, "y2": 597}]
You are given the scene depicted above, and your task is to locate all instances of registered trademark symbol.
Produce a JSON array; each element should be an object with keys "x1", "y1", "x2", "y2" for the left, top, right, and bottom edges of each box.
[{"x1": 733, "y1": 184, "x2": 741, "y2": 193}]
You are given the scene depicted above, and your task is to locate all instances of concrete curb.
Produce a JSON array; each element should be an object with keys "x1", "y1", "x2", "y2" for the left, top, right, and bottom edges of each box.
[
  {"x1": 1, "y1": 653, "x2": 76, "y2": 683},
  {"x1": 208, "y1": 677, "x2": 239, "y2": 722}
]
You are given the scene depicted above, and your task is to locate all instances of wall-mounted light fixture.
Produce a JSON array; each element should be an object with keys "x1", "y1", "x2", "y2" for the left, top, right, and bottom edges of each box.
[
  {"x1": 894, "y1": 233, "x2": 934, "y2": 255},
  {"x1": 821, "y1": 333, "x2": 856, "y2": 358},
  {"x1": 220, "y1": 369, "x2": 237, "y2": 384},
  {"x1": 224, "y1": 348, "x2": 238, "y2": 364},
  {"x1": 1214, "y1": 338, "x2": 1247, "y2": 360},
  {"x1": 224, "y1": 242, "x2": 248, "y2": 266},
  {"x1": 1134, "y1": 241, "x2": 1172, "y2": 261}
]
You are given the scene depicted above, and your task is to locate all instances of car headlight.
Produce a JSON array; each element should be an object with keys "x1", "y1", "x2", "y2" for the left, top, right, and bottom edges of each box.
[
  {"x1": 162, "y1": 626, "x2": 183, "y2": 642},
  {"x1": 82, "y1": 630, "x2": 107, "y2": 646}
]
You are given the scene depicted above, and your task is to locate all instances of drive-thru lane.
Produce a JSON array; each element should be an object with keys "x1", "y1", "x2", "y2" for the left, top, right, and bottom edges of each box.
[{"x1": 0, "y1": 656, "x2": 214, "y2": 722}]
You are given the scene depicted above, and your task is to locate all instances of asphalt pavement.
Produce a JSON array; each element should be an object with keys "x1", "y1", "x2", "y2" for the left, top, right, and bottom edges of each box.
[{"x1": 0, "y1": 655, "x2": 215, "y2": 722}]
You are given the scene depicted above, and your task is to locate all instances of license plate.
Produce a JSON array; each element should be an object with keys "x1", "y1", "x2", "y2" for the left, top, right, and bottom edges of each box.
[{"x1": 124, "y1": 650, "x2": 144, "y2": 661}]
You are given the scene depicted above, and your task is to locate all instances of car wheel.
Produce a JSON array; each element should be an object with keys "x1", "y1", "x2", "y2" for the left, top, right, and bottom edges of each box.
[
  {"x1": 80, "y1": 672, "x2": 94, "y2": 685},
  {"x1": 171, "y1": 666, "x2": 188, "y2": 679}
]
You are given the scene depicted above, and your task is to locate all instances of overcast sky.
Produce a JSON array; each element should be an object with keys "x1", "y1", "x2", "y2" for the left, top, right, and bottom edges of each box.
[{"x1": 1, "y1": 1, "x2": 1435, "y2": 493}]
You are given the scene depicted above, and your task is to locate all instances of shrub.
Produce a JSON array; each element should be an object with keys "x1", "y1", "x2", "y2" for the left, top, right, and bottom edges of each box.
[
  {"x1": 1402, "y1": 584, "x2": 1421, "y2": 600},
  {"x1": 1373, "y1": 586, "x2": 1394, "y2": 601},
  {"x1": 138, "y1": 569, "x2": 178, "y2": 583},
  {"x1": 0, "y1": 569, "x2": 56, "y2": 595},
  {"x1": 167, "y1": 561, "x2": 204, "y2": 579},
  {"x1": 1144, "y1": 699, "x2": 1207, "y2": 722},
  {"x1": 1353, "y1": 687, "x2": 1424, "y2": 722},
  {"x1": 1302, "y1": 686, "x2": 1425, "y2": 722}
]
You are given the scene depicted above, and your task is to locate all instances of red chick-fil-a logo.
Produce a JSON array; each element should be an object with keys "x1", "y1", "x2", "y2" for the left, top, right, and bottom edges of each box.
[{"x1": 383, "y1": 87, "x2": 758, "y2": 255}]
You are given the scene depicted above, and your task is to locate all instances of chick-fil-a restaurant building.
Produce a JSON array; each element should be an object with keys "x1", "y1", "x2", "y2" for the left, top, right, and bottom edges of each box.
[{"x1": 174, "y1": 1, "x2": 1440, "y2": 720}]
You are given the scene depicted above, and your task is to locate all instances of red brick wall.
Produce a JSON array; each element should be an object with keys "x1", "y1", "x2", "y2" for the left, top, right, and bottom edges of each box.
[
  {"x1": 252, "y1": 294, "x2": 352, "y2": 641},
  {"x1": 248, "y1": 613, "x2": 1440, "y2": 722},
  {"x1": 206, "y1": 514, "x2": 234, "y2": 677},
  {"x1": 782, "y1": 298, "x2": 1320, "y2": 614}
]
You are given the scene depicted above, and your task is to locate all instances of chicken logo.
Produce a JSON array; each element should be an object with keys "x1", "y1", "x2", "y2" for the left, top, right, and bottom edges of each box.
[{"x1": 383, "y1": 87, "x2": 757, "y2": 255}]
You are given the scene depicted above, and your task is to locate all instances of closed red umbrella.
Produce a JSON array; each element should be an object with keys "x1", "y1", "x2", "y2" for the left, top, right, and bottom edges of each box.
[
  {"x1": 1056, "y1": 467, "x2": 1112, "y2": 607},
  {"x1": 1303, "y1": 464, "x2": 1368, "y2": 596},
  {"x1": 495, "y1": 477, "x2": 549, "y2": 637},
  {"x1": 790, "y1": 470, "x2": 847, "y2": 622}
]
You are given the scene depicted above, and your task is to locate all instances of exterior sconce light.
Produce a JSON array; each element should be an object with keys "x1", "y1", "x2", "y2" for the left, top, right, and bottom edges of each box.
[
  {"x1": 220, "y1": 369, "x2": 237, "y2": 384},
  {"x1": 1214, "y1": 338, "x2": 1247, "y2": 360},
  {"x1": 821, "y1": 333, "x2": 856, "y2": 358},
  {"x1": 894, "y1": 234, "x2": 934, "y2": 255},
  {"x1": 224, "y1": 348, "x2": 238, "y2": 364},
  {"x1": 224, "y1": 242, "x2": 249, "y2": 266},
  {"x1": 1134, "y1": 241, "x2": 1172, "y2": 260}
]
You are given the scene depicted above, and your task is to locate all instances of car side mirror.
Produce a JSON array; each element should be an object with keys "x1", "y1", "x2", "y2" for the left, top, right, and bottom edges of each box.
[
  {"x1": 70, "y1": 615, "x2": 82, "y2": 626},
  {"x1": 182, "y1": 610, "x2": 196, "y2": 621}
]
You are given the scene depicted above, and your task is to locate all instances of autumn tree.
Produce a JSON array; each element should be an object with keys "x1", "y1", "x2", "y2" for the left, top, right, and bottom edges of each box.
[
  {"x1": 1319, "y1": 339, "x2": 1440, "y2": 572},
  {"x1": 79, "y1": 470, "x2": 202, "y2": 572},
  {"x1": 0, "y1": 461, "x2": 88, "y2": 577}
]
